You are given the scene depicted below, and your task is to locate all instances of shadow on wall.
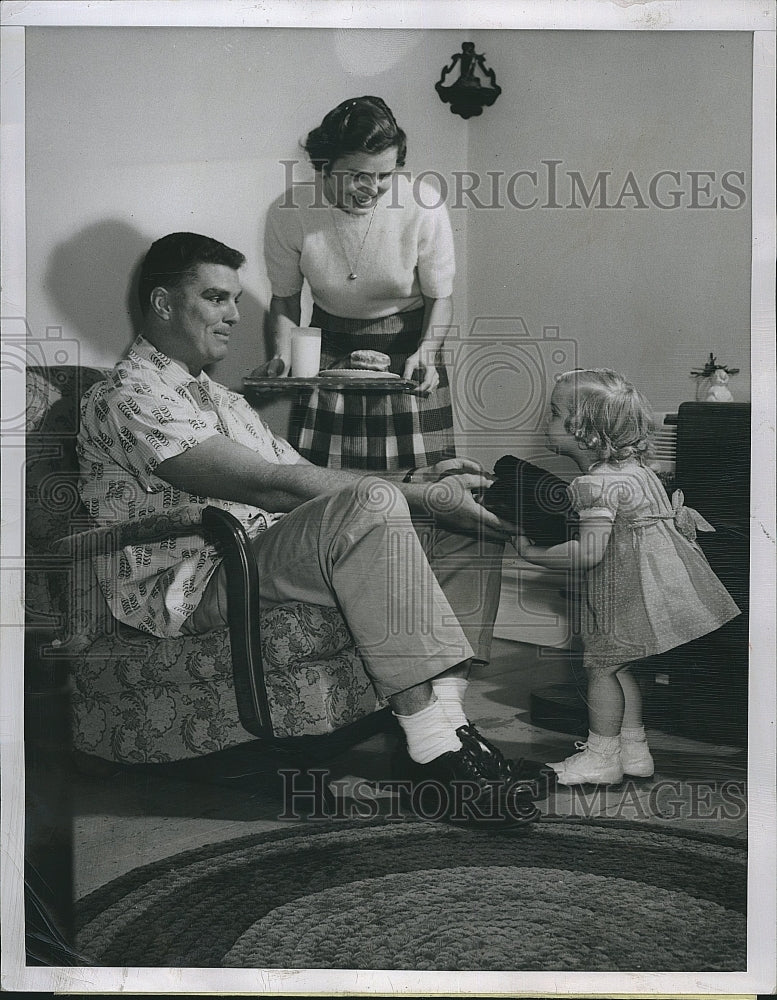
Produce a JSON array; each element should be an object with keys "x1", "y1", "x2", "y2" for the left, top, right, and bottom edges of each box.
[
  {"x1": 44, "y1": 220, "x2": 150, "y2": 361},
  {"x1": 44, "y1": 219, "x2": 270, "y2": 384},
  {"x1": 43, "y1": 218, "x2": 292, "y2": 432}
]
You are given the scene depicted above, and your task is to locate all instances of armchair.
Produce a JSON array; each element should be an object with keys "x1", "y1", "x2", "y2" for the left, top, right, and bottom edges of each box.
[{"x1": 25, "y1": 366, "x2": 383, "y2": 765}]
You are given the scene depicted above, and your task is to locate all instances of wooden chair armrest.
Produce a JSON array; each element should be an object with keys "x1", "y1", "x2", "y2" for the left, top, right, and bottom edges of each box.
[
  {"x1": 50, "y1": 504, "x2": 274, "y2": 739},
  {"x1": 201, "y1": 506, "x2": 274, "y2": 739}
]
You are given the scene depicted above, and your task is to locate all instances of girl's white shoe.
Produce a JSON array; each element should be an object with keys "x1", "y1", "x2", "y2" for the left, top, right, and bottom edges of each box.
[
  {"x1": 620, "y1": 739, "x2": 655, "y2": 777},
  {"x1": 547, "y1": 738, "x2": 624, "y2": 786}
]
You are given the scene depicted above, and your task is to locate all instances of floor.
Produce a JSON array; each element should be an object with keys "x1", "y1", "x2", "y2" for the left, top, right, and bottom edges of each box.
[{"x1": 24, "y1": 636, "x2": 748, "y2": 954}]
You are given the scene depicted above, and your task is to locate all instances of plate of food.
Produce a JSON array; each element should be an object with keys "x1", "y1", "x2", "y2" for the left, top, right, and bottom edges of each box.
[{"x1": 321, "y1": 350, "x2": 398, "y2": 378}]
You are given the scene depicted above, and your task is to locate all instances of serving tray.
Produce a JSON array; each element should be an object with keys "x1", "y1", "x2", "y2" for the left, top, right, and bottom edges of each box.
[{"x1": 243, "y1": 375, "x2": 424, "y2": 395}]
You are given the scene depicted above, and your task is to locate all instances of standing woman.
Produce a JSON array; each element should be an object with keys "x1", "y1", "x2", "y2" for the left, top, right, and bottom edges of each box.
[{"x1": 264, "y1": 95, "x2": 457, "y2": 471}]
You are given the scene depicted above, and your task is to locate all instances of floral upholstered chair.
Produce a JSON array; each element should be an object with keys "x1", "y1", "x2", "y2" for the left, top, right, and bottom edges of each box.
[{"x1": 25, "y1": 366, "x2": 382, "y2": 765}]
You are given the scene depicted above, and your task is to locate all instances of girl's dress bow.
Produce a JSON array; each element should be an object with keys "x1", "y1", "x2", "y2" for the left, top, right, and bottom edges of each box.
[
  {"x1": 670, "y1": 489, "x2": 716, "y2": 542},
  {"x1": 633, "y1": 489, "x2": 715, "y2": 543}
]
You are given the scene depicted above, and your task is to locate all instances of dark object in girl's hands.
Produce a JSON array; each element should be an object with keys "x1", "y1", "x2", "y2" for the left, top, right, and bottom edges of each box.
[{"x1": 478, "y1": 455, "x2": 579, "y2": 546}]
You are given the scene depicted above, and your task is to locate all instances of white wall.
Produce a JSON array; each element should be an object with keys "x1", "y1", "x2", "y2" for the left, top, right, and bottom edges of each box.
[
  {"x1": 458, "y1": 30, "x2": 752, "y2": 473},
  {"x1": 25, "y1": 26, "x2": 470, "y2": 411},
  {"x1": 25, "y1": 28, "x2": 751, "y2": 458}
]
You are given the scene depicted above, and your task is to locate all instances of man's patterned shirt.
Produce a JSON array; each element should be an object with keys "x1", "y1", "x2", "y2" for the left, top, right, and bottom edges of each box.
[{"x1": 76, "y1": 335, "x2": 302, "y2": 636}]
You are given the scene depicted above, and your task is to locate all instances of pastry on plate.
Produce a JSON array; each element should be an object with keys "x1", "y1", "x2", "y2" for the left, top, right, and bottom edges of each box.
[{"x1": 349, "y1": 349, "x2": 391, "y2": 372}]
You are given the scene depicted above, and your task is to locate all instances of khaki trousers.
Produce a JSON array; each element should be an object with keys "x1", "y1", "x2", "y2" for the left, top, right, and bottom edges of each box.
[{"x1": 184, "y1": 478, "x2": 504, "y2": 698}]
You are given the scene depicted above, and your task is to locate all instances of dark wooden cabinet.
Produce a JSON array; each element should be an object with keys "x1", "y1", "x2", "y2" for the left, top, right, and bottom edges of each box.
[{"x1": 641, "y1": 403, "x2": 750, "y2": 748}]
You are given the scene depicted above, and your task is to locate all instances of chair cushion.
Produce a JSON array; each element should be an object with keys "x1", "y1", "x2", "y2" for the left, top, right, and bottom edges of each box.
[
  {"x1": 261, "y1": 602, "x2": 355, "y2": 666},
  {"x1": 70, "y1": 603, "x2": 380, "y2": 762}
]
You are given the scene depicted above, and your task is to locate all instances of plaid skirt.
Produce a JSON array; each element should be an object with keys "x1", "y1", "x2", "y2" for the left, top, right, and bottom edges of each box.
[{"x1": 291, "y1": 305, "x2": 456, "y2": 470}]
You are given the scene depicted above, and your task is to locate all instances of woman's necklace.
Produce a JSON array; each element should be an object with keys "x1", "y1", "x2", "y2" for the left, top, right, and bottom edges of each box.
[{"x1": 330, "y1": 204, "x2": 377, "y2": 281}]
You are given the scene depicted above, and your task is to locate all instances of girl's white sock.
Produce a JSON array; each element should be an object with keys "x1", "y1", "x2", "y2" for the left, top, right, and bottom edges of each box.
[
  {"x1": 394, "y1": 698, "x2": 461, "y2": 764},
  {"x1": 587, "y1": 730, "x2": 621, "y2": 756},
  {"x1": 620, "y1": 725, "x2": 648, "y2": 743},
  {"x1": 431, "y1": 675, "x2": 469, "y2": 729}
]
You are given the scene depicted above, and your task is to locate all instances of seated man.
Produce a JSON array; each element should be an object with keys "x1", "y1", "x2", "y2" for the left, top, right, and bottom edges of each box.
[{"x1": 76, "y1": 232, "x2": 540, "y2": 828}]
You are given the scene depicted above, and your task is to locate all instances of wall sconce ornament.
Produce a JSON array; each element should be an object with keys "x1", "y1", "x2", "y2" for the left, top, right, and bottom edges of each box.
[
  {"x1": 690, "y1": 353, "x2": 739, "y2": 402},
  {"x1": 435, "y1": 42, "x2": 501, "y2": 119}
]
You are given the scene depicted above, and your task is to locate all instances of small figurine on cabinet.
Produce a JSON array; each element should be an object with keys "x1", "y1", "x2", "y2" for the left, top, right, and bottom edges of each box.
[
  {"x1": 690, "y1": 353, "x2": 739, "y2": 402},
  {"x1": 705, "y1": 368, "x2": 734, "y2": 402}
]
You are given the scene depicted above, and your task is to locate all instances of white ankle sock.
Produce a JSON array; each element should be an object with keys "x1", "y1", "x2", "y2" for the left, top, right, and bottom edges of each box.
[
  {"x1": 587, "y1": 730, "x2": 621, "y2": 756},
  {"x1": 620, "y1": 725, "x2": 647, "y2": 743},
  {"x1": 394, "y1": 698, "x2": 461, "y2": 764},
  {"x1": 431, "y1": 676, "x2": 469, "y2": 729}
]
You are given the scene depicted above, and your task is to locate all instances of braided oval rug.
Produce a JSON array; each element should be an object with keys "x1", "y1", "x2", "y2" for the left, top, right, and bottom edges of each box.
[{"x1": 75, "y1": 817, "x2": 746, "y2": 971}]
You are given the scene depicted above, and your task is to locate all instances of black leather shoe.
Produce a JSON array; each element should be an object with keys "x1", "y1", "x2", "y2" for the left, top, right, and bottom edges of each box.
[
  {"x1": 401, "y1": 741, "x2": 540, "y2": 829},
  {"x1": 455, "y1": 723, "x2": 557, "y2": 802}
]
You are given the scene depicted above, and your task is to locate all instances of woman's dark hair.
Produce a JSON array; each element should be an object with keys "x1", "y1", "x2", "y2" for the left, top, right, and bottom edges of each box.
[
  {"x1": 303, "y1": 96, "x2": 407, "y2": 173},
  {"x1": 138, "y1": 232, "x2": 245, "y2": 316}
]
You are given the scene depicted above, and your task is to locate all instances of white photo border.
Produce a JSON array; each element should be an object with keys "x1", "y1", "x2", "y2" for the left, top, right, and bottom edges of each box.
[{"x1": 1, "y1": 0, "x2": 775, "y2": 995}]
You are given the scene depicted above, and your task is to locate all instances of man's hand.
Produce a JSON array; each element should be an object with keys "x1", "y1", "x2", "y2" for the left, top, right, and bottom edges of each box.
[
  {"x1": 513, "y1": 531, "x2": 535, "y2": 558},
  {"x1": 421, "y1": 473, "x2": 513, "y2": 542},
  {"x1": 417, "y1": 457, "x2": 493, "y2": 481}
]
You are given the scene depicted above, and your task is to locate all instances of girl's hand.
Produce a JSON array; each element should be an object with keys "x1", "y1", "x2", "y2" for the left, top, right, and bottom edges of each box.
[
  {"x1": 403, "y1": 346, "x2": 439, "y2": 394},
  {"x1": 514, "y1": 532, "x2": 535, "y2": 557}
]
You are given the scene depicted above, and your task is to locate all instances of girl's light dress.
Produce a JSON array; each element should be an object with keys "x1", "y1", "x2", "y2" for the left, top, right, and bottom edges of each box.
[{"x1": 568, "y1": 460, "x2": 741, "y2": 667}]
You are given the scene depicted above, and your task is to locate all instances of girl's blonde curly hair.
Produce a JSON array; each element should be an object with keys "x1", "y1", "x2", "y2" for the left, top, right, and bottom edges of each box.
[{"x1": 555, "y1": 368, "x2": 655, "y2": 464}]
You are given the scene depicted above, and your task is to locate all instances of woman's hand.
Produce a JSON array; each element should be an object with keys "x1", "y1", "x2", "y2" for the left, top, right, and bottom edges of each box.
[
  {"x1": 250, "y1": 356, "x2": 287, "y2": 378},
  {"x1": 403, "y1": 345, "x2": 440, "y2": 394},
  {"x1": 421, "y1": 473, "x2": 513, "y2": 543}
]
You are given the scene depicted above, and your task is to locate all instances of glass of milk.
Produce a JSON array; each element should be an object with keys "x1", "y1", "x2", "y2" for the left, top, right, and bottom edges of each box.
[{"x1": 290, "y1": 327, "x2": 322, "y2": 377}]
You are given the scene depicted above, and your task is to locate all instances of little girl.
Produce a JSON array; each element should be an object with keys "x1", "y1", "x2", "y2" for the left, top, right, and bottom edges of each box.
[{"x1": 516, "y1": 368, "x2": 741, "y2": 785}]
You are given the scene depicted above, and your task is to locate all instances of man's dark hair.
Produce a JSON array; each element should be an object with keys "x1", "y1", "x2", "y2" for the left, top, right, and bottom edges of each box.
[{"x1": 138, "y1": 233, "x2": 246, "y2": 316}]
